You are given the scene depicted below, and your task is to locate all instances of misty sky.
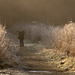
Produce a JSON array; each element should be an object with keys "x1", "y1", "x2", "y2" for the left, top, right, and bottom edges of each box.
[{"x1": 0, "y1": 0, "x2": 75, "y2": 27}]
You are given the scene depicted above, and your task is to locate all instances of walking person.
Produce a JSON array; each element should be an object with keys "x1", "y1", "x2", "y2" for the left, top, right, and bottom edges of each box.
[{"x1": 17, "y1": 30, "x2": 25, "y2": 47}]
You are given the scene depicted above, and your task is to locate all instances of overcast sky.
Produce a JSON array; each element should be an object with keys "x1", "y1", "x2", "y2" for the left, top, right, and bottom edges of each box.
[{"x1": 0, "y1": 0, "x2": 75, "y2": 27}]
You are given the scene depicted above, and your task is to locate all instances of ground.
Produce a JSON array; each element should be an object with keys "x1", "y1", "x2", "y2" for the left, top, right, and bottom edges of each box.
[
  {"x1": 0, "y1": 42, "x2": 75, "y2": 75},
  {"x1": 16, "y1": 43, "x2": 75, "y2": 74}
]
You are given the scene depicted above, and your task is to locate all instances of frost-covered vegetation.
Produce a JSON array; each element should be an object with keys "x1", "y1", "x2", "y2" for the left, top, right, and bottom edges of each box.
[
  {"x1": 0, "y1": 24, "x2": 17, "y2": 65},
  {"x1": 54, "y1": 21, "x2": 75, "y2": 56},
  {"x1": 11, "y1": 21, "x2": 75, "y2": 56}
]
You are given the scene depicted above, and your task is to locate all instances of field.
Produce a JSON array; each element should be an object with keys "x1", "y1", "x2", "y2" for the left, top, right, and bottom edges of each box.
[{"x1": 0, "y1": 21, "x2": 75, "y2": 75}]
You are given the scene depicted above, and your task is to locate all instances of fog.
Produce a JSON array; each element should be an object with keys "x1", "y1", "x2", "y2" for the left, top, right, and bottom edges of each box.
[{"x1": 0, "y1": 0, "x2": 75, "y2": 28}]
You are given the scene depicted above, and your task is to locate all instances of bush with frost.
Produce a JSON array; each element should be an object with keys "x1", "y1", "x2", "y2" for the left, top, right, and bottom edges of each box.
[
  {"x1": 0, "y1": 24, "x2": 17, "y2": 64},
  {"x1": 54, "y1": 21, "x2": 75, "y2": 56}
]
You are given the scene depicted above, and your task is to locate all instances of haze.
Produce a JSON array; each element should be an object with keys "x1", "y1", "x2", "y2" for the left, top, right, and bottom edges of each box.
[{"x1": 0, "y1": 0, "x2": 75, "y2": 28}]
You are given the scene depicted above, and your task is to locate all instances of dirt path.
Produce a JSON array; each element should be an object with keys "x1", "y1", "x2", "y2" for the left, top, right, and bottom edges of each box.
[
  {"x1": 15, "y1": 44, "x2": 75, "y2": 75},
  {"x1": 16, "y1": 45, "x2": 53, "y2": 71},
  {"x1": 0, "y1": 43, "x2": 75, "y2": 75}
]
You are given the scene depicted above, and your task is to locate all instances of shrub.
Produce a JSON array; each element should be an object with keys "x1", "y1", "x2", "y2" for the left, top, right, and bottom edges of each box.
[
  {"x1": 54, "y1": 21, "x2": 75, "y2": 56},
  {"x1": 0, "y1": 24, "x2": 17, "y2": 64}
]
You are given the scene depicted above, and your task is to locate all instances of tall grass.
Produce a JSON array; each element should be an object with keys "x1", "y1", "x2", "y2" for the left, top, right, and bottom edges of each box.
[
  {"x1": 11, "y1": 21, "x2": 75, "y2": 56},
  {"x1": 54, "y1": 21, "x2": 75, "y2": 56},
  {"x1": 0, "y1": 24, "x2": 17, "y2": 64}
]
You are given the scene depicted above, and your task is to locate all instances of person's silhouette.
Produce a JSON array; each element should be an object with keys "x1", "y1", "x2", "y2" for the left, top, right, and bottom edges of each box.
[{"x1": 18, "y1": 30, "x2": 25, "y2": 47}]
